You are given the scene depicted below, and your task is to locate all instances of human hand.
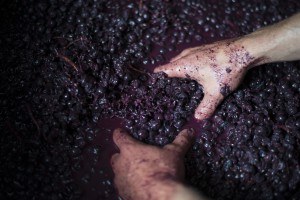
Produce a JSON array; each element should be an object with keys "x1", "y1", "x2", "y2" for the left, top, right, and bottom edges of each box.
[
  {"x1": 154, "y1": 39, "x2": 258, "y2": 120},
  {"x1": 111, "y1": 128, "x2": 194, "y2": 200}
]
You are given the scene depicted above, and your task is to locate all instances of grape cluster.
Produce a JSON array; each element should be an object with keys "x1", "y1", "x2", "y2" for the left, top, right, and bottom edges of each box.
[
  {"x1": 0, "y1": 0, "x2": 300, "y2": 200},
  {"x1": 186, "y1": 63, "x2": 300, "y2": 200}
]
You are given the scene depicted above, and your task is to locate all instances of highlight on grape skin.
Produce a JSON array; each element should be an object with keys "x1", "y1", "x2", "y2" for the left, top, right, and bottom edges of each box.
[{"x1": 1, "y1": 1, "x2": 300, "y2": 200}]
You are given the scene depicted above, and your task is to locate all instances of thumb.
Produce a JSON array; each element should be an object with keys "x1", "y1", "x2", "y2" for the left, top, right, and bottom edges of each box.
[
  {"x1": 153, "y1": 61, "x2": 187, "y2": 78},
  {"x1": 113, "y1": 128, "x2": 141, "y2": 150},
  {"x1": 194, "y1": 92, "x2": 223, "y2": 120},
  {"x1": 164, "y1": 129, "x2": 194, "y2": 156},
  {"x1": 110, "y1": 153, "x2": 120, "y2": 168}
]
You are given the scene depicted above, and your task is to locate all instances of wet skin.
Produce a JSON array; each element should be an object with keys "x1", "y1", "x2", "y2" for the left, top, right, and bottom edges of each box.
[{"x1": 111, "y1": 128, "x2": 194, "y2": 200}]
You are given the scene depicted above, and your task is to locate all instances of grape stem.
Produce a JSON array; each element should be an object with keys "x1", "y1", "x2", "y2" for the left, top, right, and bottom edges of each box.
[
  {"x1": 64, "y1": 37, "x2": 88, "y2": 49},
  {"x1": 53, "y1": 36, "x2": 89, "y2": 49},
  {"x1": 139, "y1": 0, "x2": 143, "y2": 10},
  {"x1": 26, "y1": 104, "x2": 48, "y2": 141},
  {"x1": 276, "y1": 125, "x2": 289, "y2": 132},
  {"x1": 128, "y1": 64, "x2": 153, "y2": 78},
  {"x1": 55, "y1": 50, "x2": 79, "y2": 72}
]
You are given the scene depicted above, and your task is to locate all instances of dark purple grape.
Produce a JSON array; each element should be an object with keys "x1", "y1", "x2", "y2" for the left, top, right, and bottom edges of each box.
[
  {"x1": 276, "y1": 112, "x2": 287, "y2": 123},
  {"x1": 148, "y1": 120, "x2": 161, "y2": 131},
  {"x1": 137, "y1": 129, "x2": 149, "y2": 140},
  {"x1": 2, "y1": 1, "x2": 300, "y2": 200}
]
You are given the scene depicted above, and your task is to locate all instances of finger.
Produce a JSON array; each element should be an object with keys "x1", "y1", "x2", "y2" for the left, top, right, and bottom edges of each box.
[
  {"x1": 111, "y1": 154, "x2": 124, "y2": 178},
  {"x1": 114, "y1": 177, "x2": 131, "y2": 200},
  {"x1": 170, "y1": 49, "x2": 191, "y2": 62},
  {"x1": 153, "y1": 62, "x2": 183, "y2": 78},
  {"x1": 153, "y1": 61, "x2": 189, "y2": 78},
  {"x1": 164, "y1": 129, "x2": 194, "y2": 156},
  {"x1": 194, "y1": 92, "x2": 223, "y2": 120},
  {"x1": 113, "y1": 128, "x2": 139, "y2": 150},
  {"x1": 111, "y1": 154, "x2": 122, "y2": 178},
  {"x1": 110, "y1": 153, "x2": 120, "y2": 168}
]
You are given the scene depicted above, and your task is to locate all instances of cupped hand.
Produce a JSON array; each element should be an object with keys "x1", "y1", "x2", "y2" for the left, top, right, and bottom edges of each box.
[
  {"x1": 154, "y1": 39, "x2": 257, "y2": 120},
  {"x1": 111, "y1": 128, "x2": 194, "y2": 200}
]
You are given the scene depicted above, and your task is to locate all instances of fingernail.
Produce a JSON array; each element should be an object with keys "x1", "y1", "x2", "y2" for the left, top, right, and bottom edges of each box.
[{"x1": 187, "y1": 128, "x2": 194, "y2": 136}]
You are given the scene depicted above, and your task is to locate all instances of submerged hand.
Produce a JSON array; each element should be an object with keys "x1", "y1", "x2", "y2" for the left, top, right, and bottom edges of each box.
[
  {"x1": 111, "y1": 128, "x2": 194, "y2": 200},
  {"x1": 154, "y1": 39, "x2": 258, "y2": 120}
]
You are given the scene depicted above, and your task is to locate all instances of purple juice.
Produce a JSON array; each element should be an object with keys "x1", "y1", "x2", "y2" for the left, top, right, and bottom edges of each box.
[{"x1": 2, "y1": 0, "x2": 300, "y2": 200}]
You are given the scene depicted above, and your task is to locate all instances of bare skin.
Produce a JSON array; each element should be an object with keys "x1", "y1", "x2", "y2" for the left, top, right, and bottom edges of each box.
[
  {"x1": 111, "y1": 128, "x2": 206, "y2": 200},
  {"x1": 154, "y1": 39, "x2": 254, "y2": 120},
  {"x1": 111, "y1": 13, "x2": 300, "y2": 200},
  {"x1": 154, "y1": 12, "x2": 300, "y2": 120}
]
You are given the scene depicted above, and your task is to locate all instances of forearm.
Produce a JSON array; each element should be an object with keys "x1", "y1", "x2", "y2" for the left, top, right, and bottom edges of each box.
[
  {"x1": 132, "y1": 179, "x2": 208, "y2": 200},
  {"x1": 240, "y1": 12, "x2": 300, "y2": 66},
  {"x1": 173, "y1": 184, "x2": 209, "y2": 200}
]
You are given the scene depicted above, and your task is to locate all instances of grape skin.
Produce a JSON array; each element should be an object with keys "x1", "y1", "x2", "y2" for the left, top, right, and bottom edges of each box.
[{"x1": 0, "y1": 0, "x2": 300, "y2": 200}]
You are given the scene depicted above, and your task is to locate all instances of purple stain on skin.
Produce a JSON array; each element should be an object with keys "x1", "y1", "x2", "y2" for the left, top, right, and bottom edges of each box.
[
  {"x1": 185, "y1": 73, "x2": 192, "y2": 79},
  {"x1": 220, "y1": 84, "x2": 231, "y2": 97},
  {"x1": 226, "y1": 68, "x2": 232, "y2": 73},
  {"x1": 4, "y1": 0, "x2": 300, "y2": 200}
]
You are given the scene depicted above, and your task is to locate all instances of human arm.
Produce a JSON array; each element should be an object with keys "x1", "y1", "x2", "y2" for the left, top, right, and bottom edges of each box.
[
  {"x1": 111, "y1": 128, "x2": 209, "y2": 200},
  {"x1": 154, "y1": 12, "x2": 300, "y2": 120},
  {"x1": 242, "y1": 12, "x2": 300, "y2": 64}
]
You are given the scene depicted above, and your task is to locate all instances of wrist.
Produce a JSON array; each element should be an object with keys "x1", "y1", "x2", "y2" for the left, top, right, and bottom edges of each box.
[
  {"x1": 236, "y1": 26, "x2": 282, "y2": 68},
  {"x1": 131, "y1": 173, "x2": 182, "y2": 200},
  {"x1": 239, "y1": 13, "x2": 300, "y2": 66}
]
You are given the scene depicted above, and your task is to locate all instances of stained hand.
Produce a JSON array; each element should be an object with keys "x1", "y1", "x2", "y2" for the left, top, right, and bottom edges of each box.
[
  {"x1": 154, "y1": 39, "x2": 257, "y2": 120},
  {"x1": 111, "y1": 128, "x2": 194, "y2": 200}
]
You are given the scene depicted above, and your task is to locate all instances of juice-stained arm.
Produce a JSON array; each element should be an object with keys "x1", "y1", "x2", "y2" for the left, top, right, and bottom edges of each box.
[{"x1": 154, "y1": 12, "x2": 300, "y2": 121}]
